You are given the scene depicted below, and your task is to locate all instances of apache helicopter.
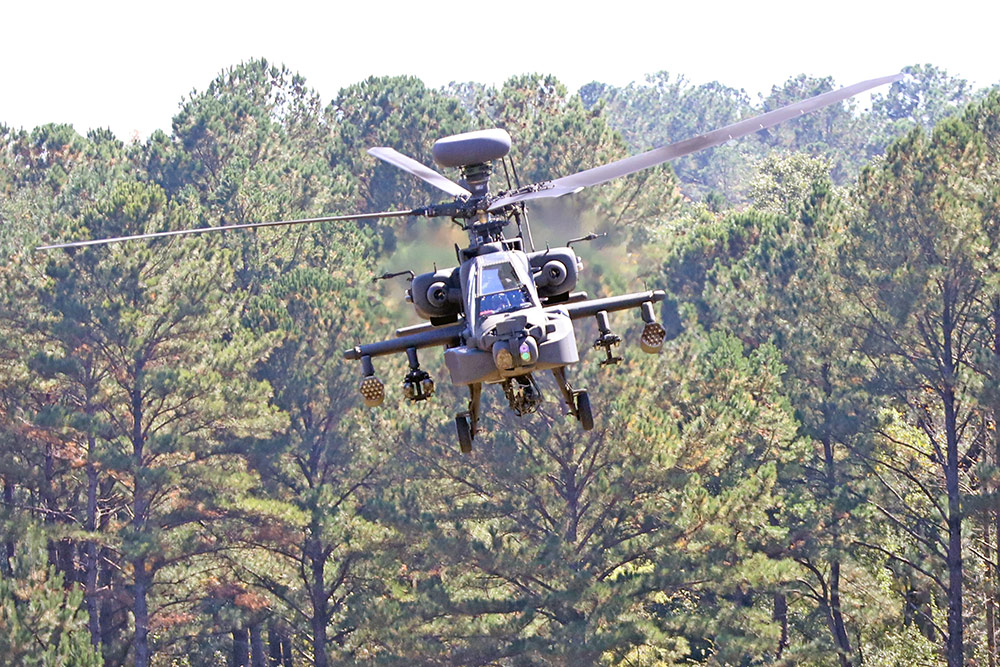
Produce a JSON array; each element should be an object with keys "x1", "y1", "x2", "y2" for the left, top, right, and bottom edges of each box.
[{"x1": 39, "y1": 73, "x2": 902, "y2": 452}]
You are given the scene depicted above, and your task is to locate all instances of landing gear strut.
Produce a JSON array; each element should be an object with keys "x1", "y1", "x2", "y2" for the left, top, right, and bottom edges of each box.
[
  {"x1": 455, "y1": 382, "x2": 482, "y2": 454},
  {"x1": 552, "y1": 366, "x2": 594, "y2": 431},
  {"x1": 456, "y1": 414, "x2": 473, "y2": 453}
]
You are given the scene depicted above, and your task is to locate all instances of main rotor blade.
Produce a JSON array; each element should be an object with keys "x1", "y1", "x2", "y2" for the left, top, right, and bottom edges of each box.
[
  {"x1": 368, "y1": 147, "x2": 472, "y2": 198},
  {"x1": 36, "y1": 209, "x2": 419, "y2": 250},
  {"x1": 489, "y1": 72, "x2": 904, "y2": 211}
]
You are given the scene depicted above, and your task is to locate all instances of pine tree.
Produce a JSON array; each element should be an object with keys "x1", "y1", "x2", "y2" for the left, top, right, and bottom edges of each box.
[
  {"x1": 367, "y1": 330, "x2": 797, "y2": 664},
  {"x1": 29, "y1": 178, "x2": 281, "y2": 666},
  {"x1": 842, "y1": 91, "x2": 1000, "y2": 666},
  {"x1": 0, "y1": 526, "x2": 102, "y2": 666}
]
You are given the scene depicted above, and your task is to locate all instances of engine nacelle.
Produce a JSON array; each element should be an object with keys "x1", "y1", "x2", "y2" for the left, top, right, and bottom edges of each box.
[
  {"x1": 410, "y1": 267, "x2": 463, "y2": 323},
  {"x1": 527, "y1": 247, "x2": 580, "y2": 300}
]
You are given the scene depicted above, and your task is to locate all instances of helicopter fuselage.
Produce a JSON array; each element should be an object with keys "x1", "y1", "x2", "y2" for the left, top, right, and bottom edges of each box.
[
  {"x1": 444, "y1": 246, "x2": 579, "y2": 386},
  {"x1": 343, "y1": 231, "x2": 667, "y2": 443}
]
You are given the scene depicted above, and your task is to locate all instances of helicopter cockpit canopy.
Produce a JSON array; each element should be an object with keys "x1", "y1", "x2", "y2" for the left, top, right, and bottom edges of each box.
[{"x1": 471, "y1": 254, "x2": 538, "y2": 321}]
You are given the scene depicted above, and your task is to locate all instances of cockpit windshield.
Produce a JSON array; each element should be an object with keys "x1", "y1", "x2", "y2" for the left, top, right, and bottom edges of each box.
[
  {"x1": 477, "y1": 262, "x2": 533, "y2": 318},
  {"x1": 480, "y1": 263, "x2": 520, "y2": 294}
]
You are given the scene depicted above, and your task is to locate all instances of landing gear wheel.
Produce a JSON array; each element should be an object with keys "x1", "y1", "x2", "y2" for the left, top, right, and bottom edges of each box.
[
  {"x1": 456, "y1": 414, "x2": 473, "y2": 453},
  {"x1": 576, "y1": 390, "x2": 594, "y2": 431}
]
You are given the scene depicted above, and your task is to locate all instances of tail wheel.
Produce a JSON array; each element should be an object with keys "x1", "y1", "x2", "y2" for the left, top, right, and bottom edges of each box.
[
  {"x1": 456, "y1": 414, "x2": 473, "y2": 453},
  {"x1": 576, "y1": 390, "x2": 594, "y2": 431}
]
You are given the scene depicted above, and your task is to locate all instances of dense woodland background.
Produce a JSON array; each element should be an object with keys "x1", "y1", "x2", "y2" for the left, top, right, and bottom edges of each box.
[{"x1": 1, "y1": 59, "x2": 998, "y2": 666}]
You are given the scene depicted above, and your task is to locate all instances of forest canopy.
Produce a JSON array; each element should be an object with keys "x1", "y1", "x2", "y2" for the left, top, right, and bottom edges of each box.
[{"x1": 1, "y1": 59, "x2": 998, "y2": 666}]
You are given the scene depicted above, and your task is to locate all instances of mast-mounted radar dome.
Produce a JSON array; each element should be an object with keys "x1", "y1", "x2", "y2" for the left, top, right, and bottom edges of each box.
[{"x1": 433, "y1": 128, "x2": 511, "y2": 168}]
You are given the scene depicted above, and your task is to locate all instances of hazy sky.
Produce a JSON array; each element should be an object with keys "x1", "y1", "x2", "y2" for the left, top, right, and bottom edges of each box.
[{"x1": 4, "y1": 0, "x2": 997, "y2": 141}]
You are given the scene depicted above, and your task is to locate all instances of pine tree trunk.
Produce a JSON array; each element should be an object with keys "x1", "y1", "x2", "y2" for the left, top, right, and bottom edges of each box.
[
  {"x1": 132, "y1": 379, "x2": 152, "y2": 667},
  {"x1": 98, "y1": 474, "x2": 124, "y2": 664},
  {"x1": 44, "y1": 443, "x2": 57, "y2": 569},
  {"x1": 986, "y1": 516, "x2": 996, "y2": 667},
  {"x1": 2, "y1": 480, "x2": 13, "y2": 573},
  {"x1": 944, "y1": 385, "x2": 964, "y2": 667},
  {"x1": 829, "y1": 561, "x2": 854, "y2": 667},
  {"x1": 56, "y1": 538, "x2": 75, "y2": 583},
  {"x1": 250, "y1": 623, "x2": 266, "y2": 667},
  {"x1": 85, "y1": 442, "x2": 102, "y2": 649},
  {"x1": 83, "y1": 538, "x2": 101, "y2": 648},
  {"x1": 308, "y1": 533, "x2": 328, "y2": 667},
  {"x1": 773, "y1": 592, "x2": 789, "y2": 658},
  {"x1": 934, "y1": 289, "x2": 966, "y2": 667},
  {"x1": 268, "y1": 624, "x2": 283, "y2": 666},
  {"x1": 83, "y1": 356, "x2": 102, "y2": 650},
  {"x1": 992, "y1": 298, "x2": 1000, "y2": 667},
  {"x1": 233, "y1": 627, "x2": 250, "y2": 667},
  {"x1": 99, "y1": 545, "x2": 123, "y2": 661},
  {"x1": 133, "y1": 561, "x2": 151, "y2": 667},
  {"x1": 819, "y1": 396, "x2": 854, "y2": 667}
]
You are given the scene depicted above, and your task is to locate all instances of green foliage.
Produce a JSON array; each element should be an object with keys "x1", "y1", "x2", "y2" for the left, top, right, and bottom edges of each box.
[
  {"x1": 581, "y1": 72, "x2": 753, "y2": 202},
  {"x1": 2, "y1": 61, "x2": 999, "y2": 667},
  {"x1": 843, "y1": 91, "x2": 1000, "y2": 663},
  {"x1": 862, "y1": 623, "x2": 940, "y2": 667},
  {"x1": 0, "y1": 528, "x2": 102, "y2": 666},
  {"x1": 585, "y1": 65, "x2": 987, "y2": 208},
  {"x1": 331, "y1": 75, "x2": 469, "y2": 216},
  {"x1": 749, "y1": 151, "x2": 834, "y2": 215},
  {"x1": 871, "y1": 64, "x2": 978, "y2": 133},
  {"x1": 357, "y1": 329, "x2": 798, "y2": 664},
  {"x1": 156, "y1": 58, "x2": 358, "y2": 289}
]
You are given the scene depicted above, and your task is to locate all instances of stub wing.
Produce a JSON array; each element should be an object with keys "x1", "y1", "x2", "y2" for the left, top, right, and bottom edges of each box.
[
  {"x1": 344, "y1": 289, "x2": 666, "y2": 362},
  {"x1": 343, "y1": 321, "x2": 464, "y2": 361},
  {"x1": 546, "y1": 290, "x2": 666, "y2": 319}
]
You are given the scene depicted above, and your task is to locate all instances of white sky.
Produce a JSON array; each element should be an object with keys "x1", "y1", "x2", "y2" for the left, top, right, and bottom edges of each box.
[{"x1": 3, "y1": 0, "x2": 998, "y2": 142}]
